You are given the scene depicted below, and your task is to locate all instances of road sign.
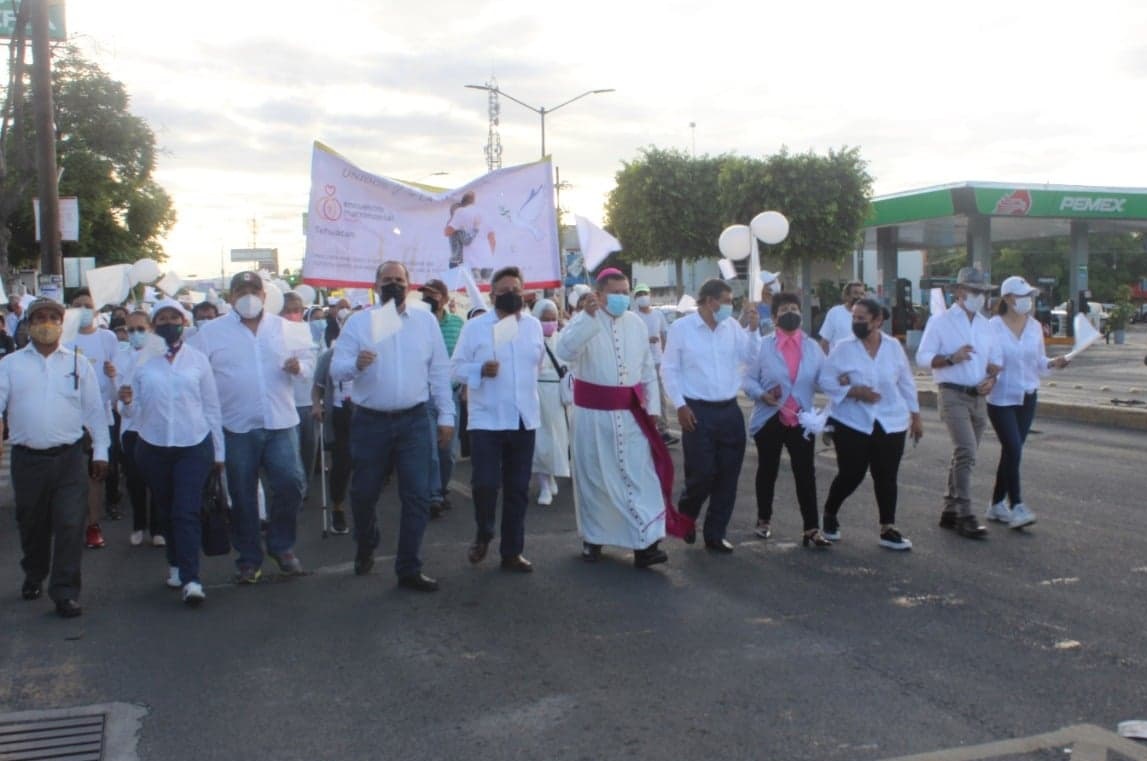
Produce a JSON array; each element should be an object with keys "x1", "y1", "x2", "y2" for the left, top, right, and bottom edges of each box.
[{"x1": 0, "y1": 1, "x2": 66, "y2": 41}]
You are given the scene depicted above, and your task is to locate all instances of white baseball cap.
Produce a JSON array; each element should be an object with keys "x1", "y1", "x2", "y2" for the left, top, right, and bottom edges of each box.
[{"x1": 1000, "y1": 276, "x2": 1038, "y2": 297}]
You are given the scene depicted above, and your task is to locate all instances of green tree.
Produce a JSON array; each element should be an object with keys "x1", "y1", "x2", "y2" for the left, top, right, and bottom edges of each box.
[
  {"x1": 0, "y1": 44, "x2": 174, "y2": 272},
  {"x1": 604, "y1": 147, "x2": 724, "y2": 298}
]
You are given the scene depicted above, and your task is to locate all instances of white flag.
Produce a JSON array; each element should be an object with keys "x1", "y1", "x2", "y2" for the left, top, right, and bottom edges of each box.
[
  {"x1": 575, "y1": 215, "x2": 622, "y2": 273},
  {"x1": 1065, "y1": 313, "x2": 1101, "y2": 360}
]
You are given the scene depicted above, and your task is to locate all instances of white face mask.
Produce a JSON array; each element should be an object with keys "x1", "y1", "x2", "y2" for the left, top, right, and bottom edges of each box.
[
  {"x1": 963, "y1": 293, "x2": 985, "y2": 314},
  {"x1": 235, "y1": 294, "x2": 264, "y2": 320},
  {"x1": 635, "y1": 295, "x2": 651, "y2": 309},
  {"x1": 1012, "y1": 296, "x2": 1033, "y2": 315}
]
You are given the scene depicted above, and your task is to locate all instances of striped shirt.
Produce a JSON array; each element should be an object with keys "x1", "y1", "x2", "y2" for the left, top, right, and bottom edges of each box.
[{"x1": 439, "y1": 312, "x2": 464, "y2": 357}]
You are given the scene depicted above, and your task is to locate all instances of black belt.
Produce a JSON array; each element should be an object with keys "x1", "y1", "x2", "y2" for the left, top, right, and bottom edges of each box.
[
  {"x1": 685, "y1": 397, "x2": 738, "y2": 408},
  {"x1": 355, "y1": 402, "x2": 426, "y2": 419},
  {"x1": 939, "y1": 382, "x2": 981, "y2": 397},
  {"x1": 14, "y1": 439, "x2": 82, "y2": 457}
]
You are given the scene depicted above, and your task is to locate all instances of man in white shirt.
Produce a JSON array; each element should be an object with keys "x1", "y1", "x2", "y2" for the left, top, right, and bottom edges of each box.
[
  {"x1": 632, "y1": 283, "x2": 677, "y2": 446},
  {"x1": 915, "y1": 267, "x2": 1003, "y2": 539},
  {"x1": 331, "y1": 261, "x2": 454, "y2": 592},
  {"x1": 191, "y1": 271, "x2": 313, "y2": 583},
  {"x1": 661, "y1": 279, "x2": 759, "y2": 552},
  {"x1": 818, "y1": 281, "x2": 866, "y2": 352},
  {"x1": 5, "y1": 293, "x2": 23, "y2": 338},
  {"x1": 451, "y1": 266, "x2": 544, "y2": 573},
  {"x1": 280, "y1": 291, "x2": 318, "y2": 500},
  {"x1": 67, "y1": 288, "x2": 121, "y2": 549},
  {"x1": 0, "y1": 298, "x2": 109, "y2": 618}
]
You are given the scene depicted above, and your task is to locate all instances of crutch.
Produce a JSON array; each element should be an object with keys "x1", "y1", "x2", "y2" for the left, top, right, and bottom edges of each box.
[{"x1": 317, "y1": 416, "x2": 331, "y2": 538}]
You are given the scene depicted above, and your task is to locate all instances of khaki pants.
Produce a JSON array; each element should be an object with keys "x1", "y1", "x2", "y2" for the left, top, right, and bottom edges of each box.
[{"x1": 938, "y1": 387, "x2": 987, "y2": 516}]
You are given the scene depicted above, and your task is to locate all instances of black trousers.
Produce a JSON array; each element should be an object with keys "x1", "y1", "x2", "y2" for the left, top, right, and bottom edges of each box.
[
  {"x1": 105, "y1": 416, "x2": 121, "y2": 507},
  {"x1": 330, "y1": 403, "x2": 354, "y2": 505},
  {"x1": 12, "y1": 441, "x2": 89, "y2": 602},
  {"x1": 120, "y1": 431, "x2": 155, "y2": 534},
  {"x1": 470, "y1": 424, "x2": 535, "y2": 559},
  {"x1": 753, "y1": 415, "x2": 819, "y2": 531},
  {"x1": 823, "y1": 420, "x2": 906, "y2": 526},
  {"x1": 678, "y1": 399, "x2": 746, "y2": 542}
]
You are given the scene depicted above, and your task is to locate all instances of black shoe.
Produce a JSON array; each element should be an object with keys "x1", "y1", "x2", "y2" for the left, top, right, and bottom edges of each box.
[
  {"x1": 802, "y1": 529, "x2": 832, "y2": 548},
  {"x1": 500, "y1": 555, "x2": 534, "y2": 573},
  {"x1": 21, "y1": 579, "x2": 42, "y2": 601},
  {"x1": 104, "y1": 506, "x2": 124, "y2": 522},
  {"x1": 429, "y1": 501, "x2": 445, "y2": 520},
  {"x1": 468, "y1": 539, "x2": 489, "y2": 564},
  {"x1": 55, "y1": 599, "x2": 82, "y2": 618},
  {"x1": 330, "y1": 510, "x2": 349, "y2": 535},
  {"x1": 397, "y1": 573, "x2": 439, "y2": 592},
  {"x1": 440, "y1": 496, "x2": 454, "y2": 512},
  {"x1": 661, "y1": 432, "x2": 680, "y2": 446},
  {"x1": 682, "y1": 528, "x2": 696, "y2": 545},
  {"x1": 353, "y1": 548, "x2": 374, "y2": 576},
  {"x1": 955, "y1": 515, "x2": 988, "y2": 539},
  {"x1": 938, "y1": 512, "x2": 959, "y2": 530},
  {"x1": 581, "y1": 542, "x2": 603, "y2": 562},
  {"x1": 634, "y1": 542, "x2": 668, "y2": 568},
  {"x1": 704, "y1": 538, "x2": 735, "y2": 553}
]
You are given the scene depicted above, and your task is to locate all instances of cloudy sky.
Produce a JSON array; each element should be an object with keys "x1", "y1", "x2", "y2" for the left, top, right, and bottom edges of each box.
[{"x1": 67, "y1": 0, "x2": 1147, "y2": 280}]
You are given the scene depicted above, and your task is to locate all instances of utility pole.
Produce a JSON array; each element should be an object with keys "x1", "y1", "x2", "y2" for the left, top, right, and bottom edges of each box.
[{"x1": 31, "y1": 0, "x2": 61, "y2": 276}]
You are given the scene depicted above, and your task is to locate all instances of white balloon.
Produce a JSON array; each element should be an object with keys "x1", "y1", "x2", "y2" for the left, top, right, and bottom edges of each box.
[
  {"x1": 263, "y1": 282, "x2": 284, "y2": 316},
  {"x1": 130, "y1": 258, "x2": 161, "y2": 285},
  {"x1": 718, "y1": 224, "x2": 753, "y2": 261},
  {"x1": 751, "y1": 211, "x2": 790, "y2": 245},
  {"x1": 294, "y1": 284, "x2": 316, "y2": 305}
]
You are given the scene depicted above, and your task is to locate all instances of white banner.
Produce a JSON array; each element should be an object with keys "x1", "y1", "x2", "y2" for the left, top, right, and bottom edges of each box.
[{"x1": 303, "y1": 142, "x2": 560, "y2": 289}]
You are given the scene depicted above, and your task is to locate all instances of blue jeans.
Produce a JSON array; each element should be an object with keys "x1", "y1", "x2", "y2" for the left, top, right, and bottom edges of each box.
[
  {"x1": 296, "y1": 405, "x2": 315, "y2": 499},
  {"x1": 349, "y1": 404, "x2": 432, "y2": 578},
  {"x1": 224, "y1": 427, "x2": 304, "y2": 570},
  {"x1": 988, "y1": 393, "x2": 1037, "y2": 506},
  {"x1": 136, "y1": 435, "x2": 215, "y2": 585},
  {"x1": 469, "y1": 426, "x2": 535, "y2": 559},
  {"x1": 426, "y1": 389, "x2": 460, "y2": 502}
]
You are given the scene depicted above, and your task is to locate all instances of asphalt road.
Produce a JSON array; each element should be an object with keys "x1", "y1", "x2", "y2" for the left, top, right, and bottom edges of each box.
[{"x1": 1, "y1": 408, "x2": 1145, "y2": 761}]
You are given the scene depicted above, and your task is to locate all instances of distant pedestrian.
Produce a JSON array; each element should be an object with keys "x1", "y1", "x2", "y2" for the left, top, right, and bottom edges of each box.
[{"x1": 530, "y1": 299, "x2": 570, "y2": 506}]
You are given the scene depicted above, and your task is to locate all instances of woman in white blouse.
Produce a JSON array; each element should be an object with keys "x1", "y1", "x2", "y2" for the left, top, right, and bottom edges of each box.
[
  {"x1": 530, "y1": 299, "x2": 570, "y2": 505},
  {"x1": 986, "y1": 277, "x2": 1068, "y2": 529},
  {"x1": 820, "y1": 299, "x2": 923, "y2": 550},
  {"x1": 118, "y1": 300, "x2": 225, "y2": 606}
]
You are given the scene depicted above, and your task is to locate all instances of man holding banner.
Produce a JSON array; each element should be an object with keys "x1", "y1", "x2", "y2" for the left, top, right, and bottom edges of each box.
[{"x1": 330, "y1": 262, "x2": 454, "y2": 593}]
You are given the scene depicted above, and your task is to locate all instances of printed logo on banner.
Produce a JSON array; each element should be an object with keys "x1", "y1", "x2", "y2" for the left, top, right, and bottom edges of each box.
[
  {"x1": 993, "y1": 189, "x2": 1032, "y2": 216},
  {"x1": 318, "y1": 185, "x2": 343, "y2": 222}
]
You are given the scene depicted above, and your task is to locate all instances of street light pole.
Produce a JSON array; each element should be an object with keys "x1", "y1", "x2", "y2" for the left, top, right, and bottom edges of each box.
[{"x1": 464, "y1": 84, "x2": 615, "y2": 158}]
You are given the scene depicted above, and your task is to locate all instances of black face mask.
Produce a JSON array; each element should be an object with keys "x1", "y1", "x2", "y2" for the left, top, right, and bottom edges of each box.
[
  {"x1": 378, "y1": 283, "x2": 406, "y2": 306},
  {"x1": 154, "y1": 323, "x2": 184, "y2": 347},
  {"x1": 422, "y1": 295, "x2": 440, "y2": 313},
  {"x1": 776, "y1": 312, "x2": 802, "y2": 332},
  {"x1": 494, "y1": 291, "x2": 523, "y2": 315},
  {"x1": 851, "y1": 322, "x2": 871, "y2": 340}
]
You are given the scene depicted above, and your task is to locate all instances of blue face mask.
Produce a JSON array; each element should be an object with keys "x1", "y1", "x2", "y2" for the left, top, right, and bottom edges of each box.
[
  {"x1": 129, "y1": 331, "x2": 149, "y2": 350},
  {"x1": 78, "y1": 308, "x2": 94, "y2": 329},
  {"x1": 715, "y1": 304, "x2": 733, "y2": 323},
  {"x1": 605, "y1": 293, "x2": 631, "y2": 317}
]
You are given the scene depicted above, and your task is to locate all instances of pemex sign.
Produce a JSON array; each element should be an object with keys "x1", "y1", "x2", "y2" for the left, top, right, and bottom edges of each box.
[
  {"x1": 0, "y1": 0, "x2": 66, "y2": 41},
  {"x1": 977, "y1": 187, "x2": 1147, "y2": 220}
]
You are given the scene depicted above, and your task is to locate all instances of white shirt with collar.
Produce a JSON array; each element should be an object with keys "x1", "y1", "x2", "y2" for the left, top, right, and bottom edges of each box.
[
  {"x1": 329, "y1": 304, "x2": 454, "y2": 425},
  {"x1": 0, "y1": 343, "x2": 111, "y2": 459},
  {"x1": 125, "y1": 343, "x2": 225, "y2": 460},
  {"x1": 660, "y1": 311, "x2": 759, "y2": 408},
  {"x1": 452, "y1": 310, "x2": 545, "y2": 431},
  {"x1": 189, "y1": 310, "x2": 314, "y2": 433},
  {"x1": 69, "y1": 327, "x2": 119, "y2": 425},
  {"x1": 987, "y1": 315, "x2": 1051, "y2": 406},
  {"x1": 818, "y1": 303, "x2": 855, "y2": 350},
  {"x1": 822, "y1": 334, "x2": 920, "y2": 435},
  {"x1": 635, "y1": 307, "x2": 669, "y2": 364},
  {"x1": 915, "y1": 302, "x2": 1002, "y2": 387}
]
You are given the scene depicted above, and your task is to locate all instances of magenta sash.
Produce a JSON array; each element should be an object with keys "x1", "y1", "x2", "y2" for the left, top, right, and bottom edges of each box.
[{"x1": 573, "y1": 379, "x2": 693, "y2": 539}]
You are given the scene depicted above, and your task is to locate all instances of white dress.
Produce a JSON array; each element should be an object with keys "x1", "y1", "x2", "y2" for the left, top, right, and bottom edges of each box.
[
  {"x1": 555, "y1": 309, "x2": 664, "y2": 549},
  {"x1": 532, "y1": 334, "x2": 571, "y2": 478}
]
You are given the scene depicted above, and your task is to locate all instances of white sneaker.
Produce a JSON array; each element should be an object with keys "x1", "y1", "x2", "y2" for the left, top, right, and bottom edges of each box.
[
  {"x1": 181, "y1": 581, "x2": 205, "y2": 606},
  {"x1": 130, "y1": 530, "x2": 144, "y2": 546},
  {"x1": 166, "y1": 566, "x2": 181, "y2": 589},
  {"x1": 1008, "y1": 503, "x2": 1036, "y2": 529},
  {"x1": 986, "y1": 501, "x2": 1013, "y2": 523},
  {"x1": 152, "y1": 534, "x2": 167, "y2": 547},
  {"x1": 537, "y1": 483, "x2": 553, "y2": 506},
  {"x1": 548, "y1": 475, "x2": 559, "y2": 496}
]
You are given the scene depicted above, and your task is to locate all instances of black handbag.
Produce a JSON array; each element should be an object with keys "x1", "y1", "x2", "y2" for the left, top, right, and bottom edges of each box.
[{"x1": 201, "y1": 469, "x2": 232, "y2": 557}]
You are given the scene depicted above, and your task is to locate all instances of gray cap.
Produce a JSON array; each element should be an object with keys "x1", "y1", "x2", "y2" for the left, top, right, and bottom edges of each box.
[
  {"x1": 951, "y1": 267, "x2": 996, "y2": 292},
  {"x1": 25, "y1": 297, "x2": 65, "y2": 319}
]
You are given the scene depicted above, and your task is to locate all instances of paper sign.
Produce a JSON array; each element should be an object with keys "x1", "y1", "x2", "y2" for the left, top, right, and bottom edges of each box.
[
  {"x1": 493, "y1": 315, "x2": 519, "y2": 346},
  {"x1": 575, "y1": 215, "x2": 622, "y2": 273},
  {"x1": 370, "y1": 300, "x2": 402, "y2": 343},
  {"x1": 85, "y1": 264, "x2": 133, "y2": 310},
  {"x1": 282, "y1": 321, "x2": 316, "y2": 351},
  {"x1": 156, "y1": 270, "x2": 184, "y2": 297},
  {"x1": 61, "y1": 308, "x2": 83, "y2": 345},
  {"x1": 929, "y1": 287, "x2": 947, "y2": 317},
  {"x1": 443, "y1": 267, "x2": 487, "y2": 311},
  {"x1": 1065, "y1": 313, "x2": 1101, "y2": 361}
]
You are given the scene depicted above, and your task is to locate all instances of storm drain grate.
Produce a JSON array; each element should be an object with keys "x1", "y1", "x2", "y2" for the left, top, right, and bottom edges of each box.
[{"x1": 0, "y1": 713, "x2": 105, "y2": 760}]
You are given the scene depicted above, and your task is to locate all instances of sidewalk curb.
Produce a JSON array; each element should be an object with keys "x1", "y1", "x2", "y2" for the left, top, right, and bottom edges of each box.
[{"x1": 918, "y1": 389, "x2": 1147, "y2": 431}]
